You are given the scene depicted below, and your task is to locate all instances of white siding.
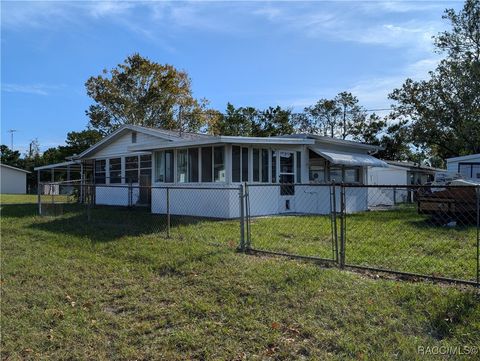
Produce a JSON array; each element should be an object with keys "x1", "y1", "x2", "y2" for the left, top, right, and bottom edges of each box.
[
  {"x1": 93, "y1": 131, "x2": 170, "y2": 158},
  {"x1": 447, "y1": 157, "x2": 480, "y2": 173},
  {"x1": 1, "y1": 166, "x2": 27, "y2": 194}
]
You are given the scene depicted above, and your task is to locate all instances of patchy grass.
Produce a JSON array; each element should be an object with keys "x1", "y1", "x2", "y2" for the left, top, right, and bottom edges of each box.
[
  {"x1": 249, "y1": 205, "x2": 478, "y2": 281},
  {"x1": 1, "y1": 204, "x2": 480, "y2": 360},
  {"x1": 1, "y1": 194, "x2": 38, "y2": 204}
]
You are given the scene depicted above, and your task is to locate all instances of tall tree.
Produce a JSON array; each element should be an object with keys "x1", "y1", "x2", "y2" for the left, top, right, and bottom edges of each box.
[
  {"x1": 304, "y1": 99, "x2": 341, "y2": 137},
  {"x1": 0, "y1": 145, "x2": 23, "y2": 168},
  {"x1": 335, "y1": 92, "x2": 365, "y2": 139},
  {"x1": 389, "y1": 0, "x2": 480, "y2": 159},
  {"x1": 85, "y1": 54, "x2": 210, "y2": 135}
]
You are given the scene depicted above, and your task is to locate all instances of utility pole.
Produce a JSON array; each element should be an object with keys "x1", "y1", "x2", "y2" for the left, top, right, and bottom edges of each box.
[{"x1": 8, "y1": 129, "x2": 17, "y2": 149}]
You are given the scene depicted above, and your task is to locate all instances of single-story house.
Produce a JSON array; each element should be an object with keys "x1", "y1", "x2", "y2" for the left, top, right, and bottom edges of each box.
[
  {"x1": 1, "y1": 164, "x2": 30, "y2": 194},
  {"x1": 446, "y1": 154, "x2": 480, "y2": 181},
  {"x1": 36, "y1": 125, "x2": 388, "y2": 218}
]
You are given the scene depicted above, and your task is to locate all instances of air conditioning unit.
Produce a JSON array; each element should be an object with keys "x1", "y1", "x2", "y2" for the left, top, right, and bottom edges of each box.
[{"x1": 309, "y1": 166, "x2": 325, "y2": 183}]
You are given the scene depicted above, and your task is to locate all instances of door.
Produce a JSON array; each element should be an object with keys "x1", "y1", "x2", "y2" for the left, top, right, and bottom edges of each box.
[
  {"x1": 139, "y1": 172, "x2": 151, "y2": 205},
  {"x1": 278, "y1": 151, "x2": 295, "y2": 212}
]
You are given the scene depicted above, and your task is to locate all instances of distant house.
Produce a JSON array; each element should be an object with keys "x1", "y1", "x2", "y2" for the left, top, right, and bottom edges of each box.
[
  {"x1": 36, "y1": 125, "x2": 387, "y2": 218},
  {"x1": 446, "y1": 154, "x2": 480, "y2": 181},
  {"x1": 367, "y1": 161, "x2": 446, "y2": 207},
  {"x1": 1, "y1": 164, "x2": 30, "y2": 194}
]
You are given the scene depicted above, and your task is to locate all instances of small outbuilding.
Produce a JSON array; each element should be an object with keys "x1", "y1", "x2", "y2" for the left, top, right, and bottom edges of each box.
[{"x1": 1, "y1": 164, "x2": 30, "y2": 194}]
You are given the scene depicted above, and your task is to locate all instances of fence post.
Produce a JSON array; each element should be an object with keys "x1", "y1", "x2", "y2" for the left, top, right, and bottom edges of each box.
[
  {"x1": 86, "y1": 184, "x2": 91, "y2": 222},
  {"x1": 166, "y1": 187, "x2": 171, "y2": 238},
  {"x1": 476, "y1": 185, "x2": 479, "y2": 288},
  {"x1": 37, "y1": 171, "x2": 42, "y2": 216},
  {"x1": 330, "y1": 183, "x2": 339, "y2": 263},
  {"x1": 339, "y1": 184, "x2": 346, "y2": 268},
  {"x1": 245, "y1": 183, "x2": 251, "y2": 250},
  {"x1": 238, "y1": 183, "x2": 245, "y2": 251},
  {"x1": 393, "y1": 186, "x2": 397, "y2": 205}
]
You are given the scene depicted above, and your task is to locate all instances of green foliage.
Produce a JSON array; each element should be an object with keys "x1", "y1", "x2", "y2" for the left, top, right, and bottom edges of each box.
[
  {"x1": 210, "y1": 103, "x2": 294, "y2": 137},
  {"x1": 302, "y1": 92, "x2": 370, "y2": 140},
  {"x1": 390, "y1": 0, "x2": 480, "y2": 159},
  {"x1": 85, "y1": 53, "x2": 210, "y2": 135},
  {"x1": 0, "y1": 145, "x2": 23, "y2": 168}
]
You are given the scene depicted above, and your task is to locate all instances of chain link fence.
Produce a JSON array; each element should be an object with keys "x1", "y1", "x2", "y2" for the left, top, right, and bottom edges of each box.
[
  {"x1": 244, "y1": 183, "x2": 479, "y2": 286},
  {"x1": 38, "y1": 181, "x2": 480, "y2": 286}
]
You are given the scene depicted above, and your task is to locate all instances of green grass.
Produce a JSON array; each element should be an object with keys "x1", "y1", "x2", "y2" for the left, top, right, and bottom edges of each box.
[
  {"x1": 250, "y1": 205, "x2": 478, "y2": 281},
  {"x1": 1, "y1": 194, "x2": 38, "y2": 204},
  {"x1": 2, "y1": 204, "x2": 480, "y2": 360}
]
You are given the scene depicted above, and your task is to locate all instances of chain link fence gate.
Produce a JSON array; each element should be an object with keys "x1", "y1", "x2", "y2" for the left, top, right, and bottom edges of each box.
[{"x1": 243, "y1": 183, "x2": 480, "y2": 287}]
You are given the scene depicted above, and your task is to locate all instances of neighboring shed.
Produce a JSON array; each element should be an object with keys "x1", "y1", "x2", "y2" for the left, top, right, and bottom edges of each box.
[
  {"x1": 446, "y1": 154, "x2": 480, "y2": 181},
  {"x1": 1, "y1": 164, "x2": 30, "y2": 194},
  {"x1": 367, "y1": 164, "x2": 408, "y2": 207}
]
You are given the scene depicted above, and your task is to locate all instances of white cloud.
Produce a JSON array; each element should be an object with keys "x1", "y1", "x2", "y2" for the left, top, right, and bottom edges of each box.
[{"x1": 1, "y1": 83, "x2": 63, "y2": 96}]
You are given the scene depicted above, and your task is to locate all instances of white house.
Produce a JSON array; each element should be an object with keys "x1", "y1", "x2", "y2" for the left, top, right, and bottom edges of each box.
[
  {"x1": 446, "y1": 154, "x2": 480, "y2": 181},
  {"x1": 1, "y1": 164, "x2": 30, "y2": 194},
  {"x1": 36, "y1": 125, "x2": 388, "y2": 218}
]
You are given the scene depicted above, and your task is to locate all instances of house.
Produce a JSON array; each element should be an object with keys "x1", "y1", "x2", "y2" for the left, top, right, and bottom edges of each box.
[
  {"x1": 35, "y1": 125, "x2": 387, "y2": 218},
  {"x1": 446, "y1": 154, "x2": 480, "y2": 181},
  {"x1": 1, "y1": 164, "x2": 30, "y2": 194},
  {"x1": 367, "y1": 160, "x2": 445, "y2": 207}
]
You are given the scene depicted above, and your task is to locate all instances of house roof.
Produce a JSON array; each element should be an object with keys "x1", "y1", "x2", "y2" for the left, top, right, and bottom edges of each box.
[
  {"x1": 73, "y1": 124, "x2": 383, "y2": 160},
  {"x1": 446, "y1": 153, "x2": 480, "y2": 163},
  {"x1": 385, "y1": 160, "x2": 445, "y2": 172},
  {"x1": 1, "y1": 163, "x2": 31, "y2": 173},
  {"x1": 274, "y1": 134, "x2": 382, "y2": 151}
]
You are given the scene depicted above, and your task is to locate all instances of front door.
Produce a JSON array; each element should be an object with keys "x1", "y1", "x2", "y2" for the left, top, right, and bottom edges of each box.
[
  {"x1": 139, "y1": 172, "x2": 151, "y2": 205},
  {"x1": 278, "y1": 151, "x2": 295, "y2": 212}
]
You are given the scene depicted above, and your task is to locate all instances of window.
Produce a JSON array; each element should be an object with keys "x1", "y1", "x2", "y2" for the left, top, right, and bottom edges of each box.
[
  {"x1": 329, "y1": 166, "x2": 343, "y2": 183},
  {"x1": 94, "y1": 159, "x2": 106, "y2": 184},
  {"x1": 271, "y1": 151, "x2": 277, "y2": 183},
  {"x1": 131, "y1": 131, "x2": 137, "y2": 143},
  {"x1": 241, "y1": 147, "x2": 249, "y2": 182},
  {"x1": 261, "y1": 149, "x2": 269, "y2": 182},
  {"x1": 232, "y1": 146, "x2": 241, "y2": 182},
  {"x1": 253, "y1": 149, "x2": 260, "y2": 182},
  {"x1": 177, "y1": 149, "x2": 188, "y2": 183},
  {"x1": 125, "y1": 156, "x2": 139, "y2": 183},
  {"x1": 459, "y1": 163, "x2": 480, "y2": 179},
  {"x1": 109, "y1": 158, "x2": 122, "y2": 184},
  {"x1": 139, "y1": 154, "x2": 152, "y2": 183},
  {"x1": 155, "y1": 151, "x2": 173, "y2": 182},
  {"x1": 214, "y1": 146, "x2": 225, "y2": 182},
  {"x1": 344, "y1": 168, "x2": 360, "y2": 183},
  {"x1": 201, "y1": 147, "x2": 213, "y2": 182},
  {"x1": 296, "y1": 151, "x2": 301, "y2": 183},
  {"x1": 188, "y1": 148, "x2": 199, "y2": 182}
]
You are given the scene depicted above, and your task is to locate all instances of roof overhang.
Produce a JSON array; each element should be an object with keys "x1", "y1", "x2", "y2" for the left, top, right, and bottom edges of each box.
[
  {"x1": 34, "y1": 160, "x2": 82, "y2": 171},
  {"x1": 309, "y1": 147, "x2": 388, "y2": 168},
  {"x1": 1, "y1": 164, "x2": 31, "y2": 173},
  {"x1": 128, "y1": 136, "x2": 315, "y2": 152}
]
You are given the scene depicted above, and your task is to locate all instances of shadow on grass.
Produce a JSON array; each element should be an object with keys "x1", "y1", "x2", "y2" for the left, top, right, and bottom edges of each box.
[
  {"x1": 1, "y1": 204, "x2": 38, "y2": 218},
  {"x1": 27, "y1": 205, "x2": 210, "y2": 243}
]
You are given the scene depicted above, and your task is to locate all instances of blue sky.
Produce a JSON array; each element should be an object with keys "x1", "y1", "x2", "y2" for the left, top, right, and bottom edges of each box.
[{"x1": 1, "y1": 0, "x2": 461, "y2": 153}]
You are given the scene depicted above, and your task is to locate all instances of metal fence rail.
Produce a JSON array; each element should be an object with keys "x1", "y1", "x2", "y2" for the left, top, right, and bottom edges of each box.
[{"x1": 38, "y1": 181, "x2": 480, "y2": 286}]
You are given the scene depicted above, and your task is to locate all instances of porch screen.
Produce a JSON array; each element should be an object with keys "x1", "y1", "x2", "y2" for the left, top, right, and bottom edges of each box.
[
  {"x1": 94, "y1": 160, "x2": 106, "y2": 184},
  {"x1": 109, "y1": 158, "x2": 121, "y2": 184}
]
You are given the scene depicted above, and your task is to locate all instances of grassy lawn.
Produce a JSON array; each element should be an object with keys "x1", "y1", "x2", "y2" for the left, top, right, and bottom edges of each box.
[
  {"x1": 1, "y1": 194, "x2": 38, "y2": 204},
  {"x1": 2, "y1": 204, "x2": 480, "y2": 360},
  {"x1": 249, "y1": 205, "x2": 478, "y2": 281}
]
